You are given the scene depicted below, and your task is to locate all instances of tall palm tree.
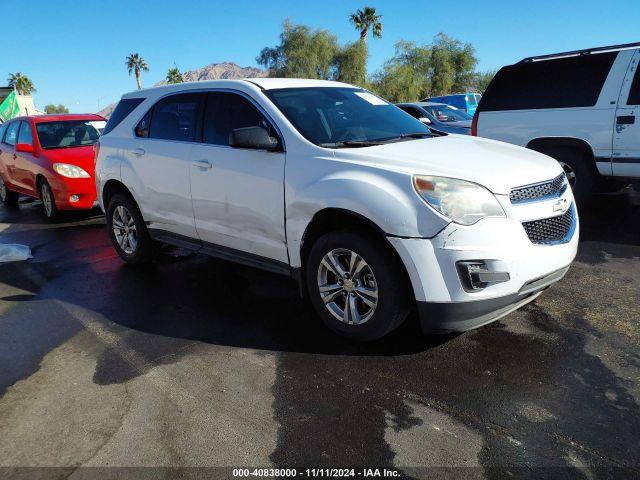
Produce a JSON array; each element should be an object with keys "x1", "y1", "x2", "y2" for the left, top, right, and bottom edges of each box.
[
  {"x1": 7, "y1": 72, "x2": 36, "y2": 95},
  {"x1": 166, "y1": 64, "x2": 184, "y2": 84},
  {"x1": 125, "y1": 53, "x2": 149, "y2": 90},
  {"x1": 349, "y1": 7, "x2": 383, "y2": 42}
]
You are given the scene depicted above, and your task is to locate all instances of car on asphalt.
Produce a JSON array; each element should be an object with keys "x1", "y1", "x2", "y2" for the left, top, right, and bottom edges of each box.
[
  {"x1": 473, "y1": 41, "x2": 640, "y2": 203},
  {"x1": 95, "y1": 79, "x2": 578, "y2": 341},
  {"x1": 397, "y1": 102, "x2": 472, "y2": 135},
  {"x1": 0, "y1": 114, "x2": 106, "y2": 219},
  {"x1": 422, "y1": 93, "x2": 481, "y2": 115}
]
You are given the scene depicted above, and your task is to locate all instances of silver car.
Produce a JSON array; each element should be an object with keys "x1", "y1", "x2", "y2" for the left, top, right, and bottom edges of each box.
[{"x1": 397, "y1": 102, "x2": 472, "y2": 135}]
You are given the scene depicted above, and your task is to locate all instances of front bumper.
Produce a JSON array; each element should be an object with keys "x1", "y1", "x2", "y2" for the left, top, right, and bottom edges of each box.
[
  {"x1": 49, "y1": 176, "x2": 98, "y2": 210},
  {"x1": 388, "y1": 207, "x2": 578, "y2": 333}
]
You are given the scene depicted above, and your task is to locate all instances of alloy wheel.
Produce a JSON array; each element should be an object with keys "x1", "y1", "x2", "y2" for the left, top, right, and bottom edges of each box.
[
  {"x1": 112, "y1": 205, "x2": 138, "y2": 255},
  {"x1": 317, "y1": 248, "x2": 379, "y2": 325},
  {"x1": 0, "y1": 178, "x2": 6, "y2": 202},
  {"x1": 41, "y1": 183, "x2": 53, "y2": 216}
]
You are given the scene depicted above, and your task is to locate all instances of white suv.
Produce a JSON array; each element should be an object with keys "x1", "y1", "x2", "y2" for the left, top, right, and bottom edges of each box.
[
  {"x1": 95, "y1": 78, "x2": 578, "y2": 341},
  {"x1": 474, "y1": 42, "x2": 640, "y2": 203}
]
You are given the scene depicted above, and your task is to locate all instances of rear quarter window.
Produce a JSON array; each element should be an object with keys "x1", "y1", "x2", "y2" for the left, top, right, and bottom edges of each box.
[
  {"x1": 480, "y1": 51, "x2": 617, "y2": 111},
  {"x1": 103, "y1": 98, "x2": 145, "y2": 135}
]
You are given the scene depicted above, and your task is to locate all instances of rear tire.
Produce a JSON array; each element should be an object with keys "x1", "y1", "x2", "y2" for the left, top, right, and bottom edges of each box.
[
  {"x1": 306, "y1": 230, "x2": 410, "y2": 341},
  {"x1": 106, "y1": 193, "x2": 157, "y2": 264},
  {"x1": 39, "y1": 179, "x2": 60, "y2": 221},
  {"x1": 543, "y1": 147, "x2": 597, "y2": 205},
  {"x1": 0, "y1": 175, "x2": 19, "y2": 206}
]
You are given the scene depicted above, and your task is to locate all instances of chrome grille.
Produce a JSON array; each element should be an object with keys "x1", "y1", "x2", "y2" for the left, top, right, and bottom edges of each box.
[
  {"x1": 510, "y1": 173, "x2": 567, "y2": 203},
  {"x1": 522, "y1": 207, "x2": 575, "y2": 244}
]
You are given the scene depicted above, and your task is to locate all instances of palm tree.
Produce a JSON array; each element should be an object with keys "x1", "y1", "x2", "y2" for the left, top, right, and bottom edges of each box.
[
  {"x1": 349, "y1": 7, "x2": 383, "y2": 42},
  {"x1": 125, "y1": 53, "x2": 149, "y2": 90},
  {"x1": 166, "y1": 64, "x2": 184, "y2": 84},
  {"x1": 7, "y1": 72, "x2": 36, "y2": 95}
]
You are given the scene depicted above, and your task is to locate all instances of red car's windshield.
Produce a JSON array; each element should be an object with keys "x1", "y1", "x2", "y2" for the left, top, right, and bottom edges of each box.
[{"x1": 36, "y1": 120, "x2": 106, "y2": 149}]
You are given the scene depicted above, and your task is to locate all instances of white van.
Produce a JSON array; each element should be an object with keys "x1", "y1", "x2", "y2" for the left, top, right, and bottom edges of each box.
[
  {"x1": 95, "y1": 79, "x2": 578, "y2": 340},
  {"x1": 473, "y1": 42, "x2": 640, "y2": 202}
]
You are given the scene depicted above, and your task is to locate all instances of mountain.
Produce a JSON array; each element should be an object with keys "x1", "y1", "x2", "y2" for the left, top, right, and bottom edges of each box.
[{"x1": 97, "y1": 62, "x2": 268, "y2": 118}]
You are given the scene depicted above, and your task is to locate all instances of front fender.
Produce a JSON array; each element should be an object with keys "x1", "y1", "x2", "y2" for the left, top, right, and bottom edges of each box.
[{"x1": 286, "y1": 169, "x2": 449, "y2": 268}]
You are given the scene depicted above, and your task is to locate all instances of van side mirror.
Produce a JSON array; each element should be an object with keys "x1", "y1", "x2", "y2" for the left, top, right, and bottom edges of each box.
[
  {"x1": 16, "y1": 143, "x2": 34, "y2": 154},
  {"x1": 229, "y1": 126, "x2": 279, "y2": 151},
  {"x1": 418, "y1": 117, "x2": 432, "y2": 125}
]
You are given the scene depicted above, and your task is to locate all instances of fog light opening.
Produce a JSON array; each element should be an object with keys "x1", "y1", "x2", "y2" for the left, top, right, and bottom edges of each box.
[
  {"x1": 456, "y1": 260, "x2": 510, "y2": 292},
  {"x1": 69, "y1": 195, "x2": 80, "y2": 203}
]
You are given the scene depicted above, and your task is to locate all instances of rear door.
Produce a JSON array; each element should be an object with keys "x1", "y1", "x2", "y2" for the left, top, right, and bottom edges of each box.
[
  {"x1": 613, "y1": 49, "x2": 640, "y2": 177},
  {"x1": 189, "y1": 91, "x2": 287, "y2": 264},
  {"x1": 124, "y1": 92, "x2": 203, "y2": 238},
  {"x1": 0, "y1": 122, "x2": 20, "y2": 187}
]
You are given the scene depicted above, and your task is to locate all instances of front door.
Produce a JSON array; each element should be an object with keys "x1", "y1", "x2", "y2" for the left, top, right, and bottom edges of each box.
[
  {"x1": 189, "y1": 91, "x2": 287, "y2": 264},
  {"x1": 613, "y1": 49, "x2": 640, "y2": 178},
  {"x1": 14, "y1": 121, "x2": 37, "y2": 194}
]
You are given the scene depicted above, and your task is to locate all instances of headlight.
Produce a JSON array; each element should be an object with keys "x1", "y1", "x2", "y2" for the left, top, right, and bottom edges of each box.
[
  {"x1": 413, "y1": 175, "x2": 505, "y2": 225},
  {"x1": 53, "y1": 163, "x2": 90, "y2": 178}
]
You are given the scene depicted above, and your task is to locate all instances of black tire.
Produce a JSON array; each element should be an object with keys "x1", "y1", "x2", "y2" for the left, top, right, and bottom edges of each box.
[
  {"x1": 306, "y1": 230, "x2": 410, "y2": 341},
  {"x1": 39, "y1": 179, "x2": 60, "y2": 221},
  {"x1": 0, "y1": 175, "x2": 19, "y2": 206},
  {"x1": 543, "y1": 147, "x2": 597, "y2": 205},
  {"x1": 106, "y1": 193, "x2": 157, "y2": 264}
]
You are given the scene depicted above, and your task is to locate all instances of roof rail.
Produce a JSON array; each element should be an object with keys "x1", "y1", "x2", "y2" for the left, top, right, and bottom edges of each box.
[{"x1": 518, "y1": 41, "x2": 640, "y2": 63}]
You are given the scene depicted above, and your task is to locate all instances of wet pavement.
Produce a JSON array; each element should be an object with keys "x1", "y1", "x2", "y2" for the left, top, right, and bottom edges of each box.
[{"x1": 0, "y1": 192, "x2": 638, "y2": 479}]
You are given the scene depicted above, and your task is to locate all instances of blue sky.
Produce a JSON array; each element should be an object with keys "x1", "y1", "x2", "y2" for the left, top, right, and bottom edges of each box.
[{"x1": 8, "y1": 0, "x2": 640, "y2": 113}]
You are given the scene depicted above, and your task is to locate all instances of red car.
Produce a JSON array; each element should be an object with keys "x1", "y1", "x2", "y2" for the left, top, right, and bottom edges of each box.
[{"x1": 0, "y1": 114, "x2": 106, "y2": 220}]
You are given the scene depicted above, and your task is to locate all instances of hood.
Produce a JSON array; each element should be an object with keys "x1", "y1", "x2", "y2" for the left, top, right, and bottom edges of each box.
[
  {"x1": 335, "y1": 135, "x2": 562, "y2": 195},
  {"x1": 41, "y1": 146, "x2": 97, "y2": 175}
]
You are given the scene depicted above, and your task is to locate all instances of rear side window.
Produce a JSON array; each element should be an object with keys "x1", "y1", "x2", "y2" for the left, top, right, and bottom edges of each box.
[
  {"x1": 148, "y1": 93, "x2": 202, "y2": 142},
  {"x1": 3, "y1": 122, "x2": 19, "y2": 145},
  {"x1": 103, "y1": 98, "x2": 145, "y2": 135},
  {"x1": 203, "y1": 92, "x2": 273, "y2": 146},
  {"x1": 17, "y1": 122, "x2": 33, "y2": 145},
  {"x1": 480, "y1": 51, "x2": 617, "y2": 111},
  {"x1": 628, "y1": 64, "x2": 640, "y2": 105}
]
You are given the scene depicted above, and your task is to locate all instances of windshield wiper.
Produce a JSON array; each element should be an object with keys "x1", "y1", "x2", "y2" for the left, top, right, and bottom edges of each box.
[
  {"x1": 319, "y1": 140, "x2": 385, "y2": 148},
  {"x1": 384, "y1": 132, "x2": 434, "y2": 142}
]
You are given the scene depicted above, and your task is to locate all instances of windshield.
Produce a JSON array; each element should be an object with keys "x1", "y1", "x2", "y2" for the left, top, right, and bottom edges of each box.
[
  {"x1": 36, "y1": 120, "x2": 106, "y2": 149},
  {"x1": 421, "y1": 105, "x2": 471, "y2": 123},
  {"x1": 265, "y1": 87, "x2": 432, "y2": 147}
]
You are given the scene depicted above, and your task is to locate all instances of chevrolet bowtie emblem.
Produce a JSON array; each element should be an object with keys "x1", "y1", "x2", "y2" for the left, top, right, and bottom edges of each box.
[{"x1": 553, "y1": 198, "x2": 569, "y2": 214}]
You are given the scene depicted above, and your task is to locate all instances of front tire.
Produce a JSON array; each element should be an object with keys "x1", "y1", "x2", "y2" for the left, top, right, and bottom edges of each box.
[
  {"x1": 306, "y1": 231, "x2": 410, "y2": 341},
  {"x1": 0, "y1": 175, "x2": 19, "y2": 206},
  {"x1": 106, "y1": 193, "x2": 157, "y2": 264},
  {"x1": 39, "y1": 179, "x2": 59, "y2": 221}
]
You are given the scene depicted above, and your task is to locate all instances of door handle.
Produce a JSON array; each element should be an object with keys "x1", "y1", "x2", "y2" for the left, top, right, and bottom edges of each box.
[
  {"x1": 131, "y1": 147, "x2": 146, "y2": 156},
  {"x1": 192, "y1": 159, "x2": 212, "y2": 169},
  {"x1": 616, "y1": 115, "x2": 635, "y2": 125}
]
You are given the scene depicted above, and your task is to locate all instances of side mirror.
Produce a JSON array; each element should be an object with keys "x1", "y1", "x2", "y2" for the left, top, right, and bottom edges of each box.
[
  {"x1": 418, "y1": 117, "x2": 432, "y2": 125},
  {"x1": 16, "y1": 143, "x2": 34, "y2": 154},
  {"x1": 229, "y1": 126, "x2": 279, "y2": 151}
]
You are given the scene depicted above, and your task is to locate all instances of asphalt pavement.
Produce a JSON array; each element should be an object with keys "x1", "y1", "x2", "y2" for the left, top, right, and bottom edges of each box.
[{"x1": 0, "y1": 191, "x2": 638, "y2": 479}]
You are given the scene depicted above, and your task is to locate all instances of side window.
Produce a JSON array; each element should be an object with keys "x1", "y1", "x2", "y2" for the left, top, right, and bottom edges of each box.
[
  {"x1": 148, "y1": 93, "x2": 202, "y2": 142},
  {"x1": 203, "y1": 92, "x2": 275, "y2": 146},
  {"x1": 103, "y1": 97, "x2": 145, "y2": 135},
  {"x1": 628, "y1": 62, "x2": 640, "y2": 106},
  {"x1": 135, "y1": 109, "x2": 153, "y2": 138},
  {"x1": 3, "y1": 122, "x2": 19, "y2": 146},
  {"x1": 399, "y1": 106, "x2": 421, "y2": 119},
  {"x1": 17, "y1": 122, "x2": 33, "y2": 145}
]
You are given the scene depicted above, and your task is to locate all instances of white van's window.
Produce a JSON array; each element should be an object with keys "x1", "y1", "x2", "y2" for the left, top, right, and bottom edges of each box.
[
  {"x1": 628, "y1": 65, "x2": 640, "y2": 105},
  {"x1": 480, "y1": 51, "x2": 617, "y2": 111}
]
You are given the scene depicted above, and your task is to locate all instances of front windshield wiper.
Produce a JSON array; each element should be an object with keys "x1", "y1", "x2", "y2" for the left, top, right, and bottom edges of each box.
[{"x1": 319, "y1": 140, "x2": 385, "y2": 148}]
